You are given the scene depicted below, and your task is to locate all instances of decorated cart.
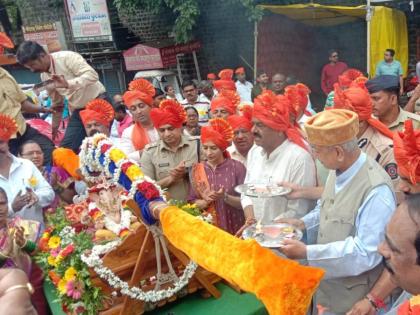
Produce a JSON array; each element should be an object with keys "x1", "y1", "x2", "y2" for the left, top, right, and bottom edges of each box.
[{"x1": 37, "y1": 134, "x2": 325, "y2": 315}]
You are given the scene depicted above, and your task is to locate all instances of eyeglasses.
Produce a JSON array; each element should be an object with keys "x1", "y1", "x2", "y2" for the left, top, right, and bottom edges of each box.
[{"x1": 21, "y1": 151, "x2": 43, "y2": 157}]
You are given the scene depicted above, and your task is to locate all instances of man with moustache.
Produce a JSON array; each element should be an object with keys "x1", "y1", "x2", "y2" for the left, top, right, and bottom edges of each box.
[
  {"x1": 278, "y1": 109, "x2": 396, "y2": 315},
  {"x1": 241, "y1": 91, "x2": 316, "y2": 224},
  {"x1": 378, "y1": 194, "x2": 420, "y2": 315},
  {"x1": 140, "y1": 100, "x2": 202, "y2": 201},
  {"x1": 366, "y1": 75, "x2": 420, "y2": 131},
  {"x1": 227, "y1": 106, "x2": 254, "y2": 165},
  {"x1": 347, "y1": 120, "x2": 420, "y2": 315},
  {"x1": 16, "y1": 41, "x2": 107, "y2": 152},
  {"x1": 79, "y1": 99, "x2": 115, "y2": 137}
]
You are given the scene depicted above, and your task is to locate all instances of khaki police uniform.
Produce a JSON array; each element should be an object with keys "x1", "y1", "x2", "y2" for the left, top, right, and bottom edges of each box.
[
  {"x1": 140, "y1": 135, "x2": 203, "y2": 201},
  {"x1": 388, "y1": 109, "x2": 420, "y2": 131},
  {"x1": 358, "y1": 125, "x2": 399, "y2": 188}
]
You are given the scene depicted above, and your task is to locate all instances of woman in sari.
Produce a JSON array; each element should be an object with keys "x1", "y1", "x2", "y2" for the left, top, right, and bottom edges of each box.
[
  {"x1": 18, "y1": 140, "x2": 76, "y2": 211},
  {"x1": 0, "y1": 187, "x2": 46, "y2": 315},
  {"x1": 188, "y1": 118, "x2": 246, "y2": 235}
]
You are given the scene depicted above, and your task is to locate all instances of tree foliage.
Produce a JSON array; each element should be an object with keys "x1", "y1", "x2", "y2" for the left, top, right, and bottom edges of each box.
[{"x1": 113, "y1": 0, "x2": 263, "y2": 43}]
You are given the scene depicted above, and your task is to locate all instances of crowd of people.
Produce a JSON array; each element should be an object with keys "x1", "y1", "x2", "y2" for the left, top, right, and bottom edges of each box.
[{"x1": 0, "y1": 31, "x2": 420, "y2": 315}]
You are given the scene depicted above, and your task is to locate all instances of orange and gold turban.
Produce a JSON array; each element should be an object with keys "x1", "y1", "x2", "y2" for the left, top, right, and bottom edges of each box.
[
  {"x1": 128, "y1": 78, "x2": 156, "y2": 97},
  {"x1": 80, "y1": 99, "x2": 114, "y2": 127},
  {"x1": 393, "y1": 120, "x2": 420, "y2": 184},
  {"x1": 207, "y1": 73, "x2": 217, "y2": 80},
  {"x1": 333, "y1": 85, "x2": 394, "y2": 139},
  {"x1": 0, "y1": 114, "x2": 18, "y2": 141},
  {"x1": 227, "y1": 105, "x2": 253, "y2": 132},
  {"x1": 253, "y1": 90, "x2": 307, "y2": 150},
  {"x1": 284, "y1": 83, "x2": 311, "y2": 119},
  {"x1": 122, "y1": 90, "x2": 154, "y2": 107},
  {"x1": 201, "y1": 118, "x2": 233, "y2": 152},
  {"x1": 213, "y1": 69, "x2": 236, "y2": 92},
  {"x1": 235, "y1": 67, "x2": 245, "y2": 75},
  {"x1": 150, "y1": 99, "x2": 187, "y2": 128},
  {"x1": 210, "y1": 90, "x2": 240, "y2": 116},
  {"x1": 305, "y1": 109, "x2": 359, "y2": 147},
  {"x1": 337, "y1": 68, "x2": 363, "y2": 89},
  {"x1": 0, "y1": 32, "x2": 14, "y2": 54},
  {"x1": 52, "y1": 148, "x2": 81, "y2": 180}
]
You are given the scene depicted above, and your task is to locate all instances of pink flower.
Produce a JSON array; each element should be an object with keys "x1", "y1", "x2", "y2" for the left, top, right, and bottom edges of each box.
[
  {"x1": 50, "y1": 247, "x2": 61, "y2": 257},
  {"x1": 66, "y1": 280, "x2": 84, "y2": 300}
]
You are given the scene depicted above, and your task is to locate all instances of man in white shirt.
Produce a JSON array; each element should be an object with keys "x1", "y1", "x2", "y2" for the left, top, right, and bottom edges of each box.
[
  {"x1": 0, "y1": 114, "x2": 54, "y2": 228},
  {"x1": 120, "y1": 89, "x2": 159, "y2": 163},
  {"x1": 16, "y1": 41, "x2": 107, "y2": 152},
  {"x1": 181, "y1": 80, "x2": 210, "y2": 125},
  {"x1": 241, "y1": 91, "x2": 316, "y2": 224},
  {"x1": 279, "y1": 109, "x2": 396, "y2": 315},
  {"x1": 227, "y1": 109, "x2": 254, "y2": 165},
  {"x1": 235, "y1": 67, "x2": 253, "y2": 103}
]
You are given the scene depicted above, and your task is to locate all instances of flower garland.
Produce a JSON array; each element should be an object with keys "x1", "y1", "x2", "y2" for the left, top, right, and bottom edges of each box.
[
  {"x1": 81, "y1": 241, "x2": 197, "y2": 303},
  {"x1": 78, "y1": 134, "x2": 198, "y2": 304}
]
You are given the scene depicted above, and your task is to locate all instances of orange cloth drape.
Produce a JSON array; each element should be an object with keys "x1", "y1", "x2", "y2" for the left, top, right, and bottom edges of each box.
[{"x1": 160, "y1": 206, "x2": 324, "y2": 315}]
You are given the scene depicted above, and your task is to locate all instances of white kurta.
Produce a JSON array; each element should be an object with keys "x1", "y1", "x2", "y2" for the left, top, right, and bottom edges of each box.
[
  {"x1": 235, "y1": 81, "x2": 253, "y2": 103},
  {"x1": 241, "y1": 140, "x2": 316, "y2": 223},
  {"x1": 119, "y1": 124, "x2": 159, "y2": 163}
]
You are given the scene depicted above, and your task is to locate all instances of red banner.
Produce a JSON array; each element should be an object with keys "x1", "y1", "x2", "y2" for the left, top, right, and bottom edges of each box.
[{"x1": 123, "y1": 41, "x2": 201, "y2": 71}]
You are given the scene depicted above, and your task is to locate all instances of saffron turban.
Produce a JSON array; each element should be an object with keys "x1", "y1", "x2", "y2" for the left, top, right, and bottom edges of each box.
[
  {"x1": 122, "y1": 90, "x2": 153, "y2": 107},
  {"x1": 123, "y1": 78, "x2": 156, "y2": 107},
  {"x1": 150, "y1": 99, "x2": 187, "y2": 129},
  {"x1": 201, "y1": 118, "x2": 233, "y2": 152},
  {"x1": 210, "y1": 90, "x2": 240, "y2": 115},
  {"x1": 253, "y1": 90, "x2": 307, "y2": 150},
  {"x1": 128, "y1": 78, "x2": 156, "y2": 97},
  {"x1": 235, "y1": 67, "x2": 245, "y2": 75},
  {"x1": 213, "y1": 69, "x2": 236, "y2": 92},
  {"x1": 393, "y1": 120, "x2": 420, "y2": 184},
  {"x1": 80, "y1": 99, "x2": 114, "y2": 128},
  {"x1": 305, "y1": 109, "x2": 359, "y2": 147},
  {"x1": 333, "y1": 85, "x2": 394, "y2": 139},
  {"x1": 284, "y1": 83, "x2": 311, "y2": 119},
  {"x1": 52, "y1": 148, "x2": 81, "y2": 180},
  {"x1": 207, "y1": 73, "x2": 217, "y2": 80},
  {"x1": 337, "y1": 68, "x2": 363, "y2": 89},
  {"x1": 0, "y1": 114, "x2": 17, "y2": 141},
  {"x1": 227, "y1": 105, "x2": 253, "y2": 132}
]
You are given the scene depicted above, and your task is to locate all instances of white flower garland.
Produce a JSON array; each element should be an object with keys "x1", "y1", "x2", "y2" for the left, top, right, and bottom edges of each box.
[
  {"x1": 103, "y1": 210, "x2": 132, "y2": 236},
  {"x1": 79, "y1": 133, "x2": 197, "y2": 303},
  {"x1": 81, "y1": 239, "x2": 197, "y2": 303},
  {"x1": 59, "y1": 226, "x2": 76, "y2": 246}
]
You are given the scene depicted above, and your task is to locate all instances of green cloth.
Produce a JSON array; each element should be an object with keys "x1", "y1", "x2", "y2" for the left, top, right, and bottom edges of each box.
[
  {"x1": 325, "y1": 91, "x2": 335, "y2": 109},
  {"x1": 44, "y1": 281, "x2": 267, "y2": 315},
  {"x1": 375, "y1": 60, "x2": 403, "y2": 77},
  {"x1": 44, "y1": 281, "x2": 65, "y2": 315}
]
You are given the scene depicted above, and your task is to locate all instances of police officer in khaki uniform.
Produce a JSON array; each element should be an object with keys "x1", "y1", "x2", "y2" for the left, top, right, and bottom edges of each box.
[
  {"x1": 366, "y1": 75, "x2": 420, "y2": 131},
  {"x1": 140, "y1": 100, "x2": 203, "y2": 201}
]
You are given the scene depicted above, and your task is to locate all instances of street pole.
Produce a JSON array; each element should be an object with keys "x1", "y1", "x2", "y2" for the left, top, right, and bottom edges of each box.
[{"x1": 366, "y1": 0, "x2": 372, "y2": 77}]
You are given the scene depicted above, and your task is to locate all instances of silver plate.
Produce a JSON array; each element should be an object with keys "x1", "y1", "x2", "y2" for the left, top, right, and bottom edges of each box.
[
  {"x1": 234, "y1": 184, "x2": 292, "y2": 198},
  {"x1": 242, "y1": 223, "x2": 303, "y2": 248}
]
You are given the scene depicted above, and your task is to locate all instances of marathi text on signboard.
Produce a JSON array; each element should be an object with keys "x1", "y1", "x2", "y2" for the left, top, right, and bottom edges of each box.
[
  {"x1": 123, "y1": 41, "x2": 201, "y2": 71},
  {"x1": 22, "y1": 22, "x2": 67, "y2": 52},
  {"x1": 65, "y1": 0, "x2": 112, "y2": 42}
]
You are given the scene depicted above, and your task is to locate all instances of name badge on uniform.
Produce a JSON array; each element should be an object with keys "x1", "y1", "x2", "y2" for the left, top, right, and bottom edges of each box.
[{"x1": 159, "y1": 163, "x2": 170, "y2": 167}]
